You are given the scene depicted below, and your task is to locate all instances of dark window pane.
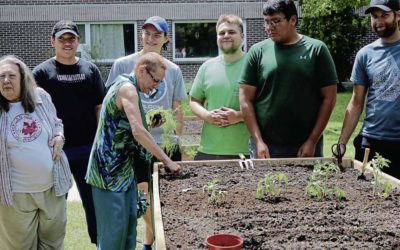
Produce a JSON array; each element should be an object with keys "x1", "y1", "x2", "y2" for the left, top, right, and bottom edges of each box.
[
  {"x1": 175, "y1": 22, "x2": 218, "y2": 59},
  {"x1": 77, "y1": 24, "x2": 86, "y2": 44},
  {"x1": 123, "y1": 24, "x2": 135, "y2": 55}
]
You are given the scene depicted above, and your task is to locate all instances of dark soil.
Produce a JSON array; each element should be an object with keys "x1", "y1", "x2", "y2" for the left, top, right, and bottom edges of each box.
[{"x1": 159, "y1": 164, "x2": 400, "y2": 249}]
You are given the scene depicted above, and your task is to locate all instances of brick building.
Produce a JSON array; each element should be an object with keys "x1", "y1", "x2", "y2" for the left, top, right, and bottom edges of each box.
[{"x1": 0, "y1": 1, "x2": 377, "y2": 81}]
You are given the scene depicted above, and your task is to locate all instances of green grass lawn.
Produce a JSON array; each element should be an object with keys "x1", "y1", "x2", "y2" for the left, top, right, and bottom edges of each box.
[
  {"x1": 65, "y1": 89, "x2": 363, "y2": 248},
  {"x1": 65, "y1": 202, "x2": 145, "y2": 250},
  {"x1": 323, "y1": 90, "x2": 363, "y2": 157}
]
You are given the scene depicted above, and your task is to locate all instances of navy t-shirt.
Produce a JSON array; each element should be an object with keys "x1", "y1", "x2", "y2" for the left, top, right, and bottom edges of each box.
[{"x1": 33, "y1": 58, "x2": 106, "y2": 147}]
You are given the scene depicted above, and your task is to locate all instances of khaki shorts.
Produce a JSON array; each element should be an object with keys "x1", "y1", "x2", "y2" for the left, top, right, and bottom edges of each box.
[{"x1": 0, "y1": 187, "x2": 66, "y2": 250}]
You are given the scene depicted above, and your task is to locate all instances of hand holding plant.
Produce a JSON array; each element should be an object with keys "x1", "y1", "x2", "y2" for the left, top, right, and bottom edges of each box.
[{"x1": 146, "y1": 108, "x2": 178, "y2": 156}]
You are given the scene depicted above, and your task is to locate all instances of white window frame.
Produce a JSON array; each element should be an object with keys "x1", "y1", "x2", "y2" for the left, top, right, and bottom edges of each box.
[
  {"x1": 172, "y1": 20, "x2": 247, "y2": 63},
  {"x1": 77, "y1": 21, "x2": 138, "y2": 64}
]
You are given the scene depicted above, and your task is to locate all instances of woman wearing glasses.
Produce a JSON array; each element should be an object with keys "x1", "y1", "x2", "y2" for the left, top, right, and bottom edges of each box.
[
  {"x1": 86, "y1": 52, "x2": 180, "y2": 250},
  {"x1": 105, "y1": 16, "x2": 187, "y2": 250}
]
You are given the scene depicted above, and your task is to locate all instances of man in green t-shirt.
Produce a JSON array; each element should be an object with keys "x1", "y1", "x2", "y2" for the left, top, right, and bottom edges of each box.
[
  {"x1": 239, "y1": 0, "x2": 338, "y2": 158},
  {"x1": 190, "y1": 14, "x2": 250, "y2": 160}
]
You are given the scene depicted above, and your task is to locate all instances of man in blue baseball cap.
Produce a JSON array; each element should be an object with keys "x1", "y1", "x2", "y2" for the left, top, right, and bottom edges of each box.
[
  {"x1": 339, "y1": 0, "x2": 400, "y2": 179},
  {"x1": 105, "y1": 16, "x2": 187, "y2": 250},
  {"x1": 143, "y1": 16, "x2": 169, "y2": 34}
]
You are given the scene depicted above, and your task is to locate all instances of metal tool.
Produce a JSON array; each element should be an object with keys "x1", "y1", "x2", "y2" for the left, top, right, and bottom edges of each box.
[
  {"x1": 358, "y1": 148, "x2": 370, "y2": 180},
  {"x1": 331, "y1": 143, "x2": 346, "y2": 171},
  {"x1": 238, "y1": 153, "x2": 254, "y2": 170}
]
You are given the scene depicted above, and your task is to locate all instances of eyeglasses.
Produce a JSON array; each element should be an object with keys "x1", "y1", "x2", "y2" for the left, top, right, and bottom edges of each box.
[
  {"x1": 145, "y1": 67, "x2": 162, "y2": 84},
  {"x1": 264, "y1": 17, "x2": 286, "y2": 28}
]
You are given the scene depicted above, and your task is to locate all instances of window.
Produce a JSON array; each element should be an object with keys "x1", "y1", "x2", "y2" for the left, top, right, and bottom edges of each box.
[
  {"x1": 77, "y1": 22, "x2": 137, "y2": 63},
  {"x1": 173, "y1": 21, "x2": 218, "y2": 62}
]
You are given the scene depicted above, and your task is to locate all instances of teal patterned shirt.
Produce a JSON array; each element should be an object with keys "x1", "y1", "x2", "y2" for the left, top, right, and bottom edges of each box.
[{"x1": 86, "y1": 74, "x2": 151, "y2": 191}]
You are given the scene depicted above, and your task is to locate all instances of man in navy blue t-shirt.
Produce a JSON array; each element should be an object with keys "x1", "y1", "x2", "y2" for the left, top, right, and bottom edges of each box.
[{"x1": 33, "y1": 20, "x2": 105, "y2": 245}]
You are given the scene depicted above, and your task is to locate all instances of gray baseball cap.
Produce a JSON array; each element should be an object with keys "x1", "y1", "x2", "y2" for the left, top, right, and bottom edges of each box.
[{"x1": 52, "y1": 20, "x2": 80, "y2": 38}]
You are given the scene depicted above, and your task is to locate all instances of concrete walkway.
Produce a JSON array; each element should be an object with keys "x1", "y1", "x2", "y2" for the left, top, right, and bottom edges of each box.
[{"x1": 67, "y1": 180, "x2": 81, "y2": 202}]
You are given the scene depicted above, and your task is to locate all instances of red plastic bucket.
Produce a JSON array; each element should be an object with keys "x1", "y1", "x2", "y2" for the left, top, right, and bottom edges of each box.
[{"x1": 206, "y1": 233, "x2": 243, "y2": 250}]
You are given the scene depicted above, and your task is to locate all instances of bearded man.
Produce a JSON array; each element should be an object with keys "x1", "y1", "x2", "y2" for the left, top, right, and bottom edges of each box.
[{"x1": 338, "y1": 0, "x2": 400, "y2": 179}]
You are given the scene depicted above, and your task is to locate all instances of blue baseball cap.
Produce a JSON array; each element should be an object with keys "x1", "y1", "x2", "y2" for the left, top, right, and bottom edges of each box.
[
  {"x1": 143, "y1": 16, "x2": 169, "y2": 33},
  {"x1": 365, "y1": 0, "x2": 400, "y2": 14}
]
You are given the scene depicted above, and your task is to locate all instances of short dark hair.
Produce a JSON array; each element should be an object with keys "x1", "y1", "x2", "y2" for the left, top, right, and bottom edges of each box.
[
  {"x1": 0, "y1": 55, "x2": 37, "y2": 113},
  {"x1": 263, "y1": 0, "x2": 298, "y2": 25}
]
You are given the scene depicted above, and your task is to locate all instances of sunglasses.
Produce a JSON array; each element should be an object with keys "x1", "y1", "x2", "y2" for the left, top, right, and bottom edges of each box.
[{"x1": 145, "y1": 67, "x2": 162, "y2": 84}]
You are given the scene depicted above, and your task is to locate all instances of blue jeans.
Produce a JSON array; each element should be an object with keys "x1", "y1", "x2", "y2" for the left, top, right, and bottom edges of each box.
[
  {"x1": 92, "y1": 182, "x2": 138, "y2": 250},
  {"x1": 249, "y1": 137, "x2": 323, "y2": 158}
]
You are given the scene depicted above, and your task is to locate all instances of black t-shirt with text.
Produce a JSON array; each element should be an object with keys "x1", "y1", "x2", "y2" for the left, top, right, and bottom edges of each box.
[{"x1": 33, "y1": 58, "x2": 105, "y2": 147}]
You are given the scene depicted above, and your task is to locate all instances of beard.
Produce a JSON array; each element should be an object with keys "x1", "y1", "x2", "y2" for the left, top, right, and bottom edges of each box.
[
  {"x1": 220, "y1": 45, "x2": 241, "y2": 55},
  {"x1": 219, "y1": 41, "x2": 242, "y2": 55},
  {"x1": 374, "y1": 19, "x2": 398, "y2": 38}
]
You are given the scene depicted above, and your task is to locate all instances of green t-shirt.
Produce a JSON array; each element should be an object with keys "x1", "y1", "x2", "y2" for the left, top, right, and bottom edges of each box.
[
  {"x1": 239, "y1": 36, "x2": 338, "y2": 145},
  {"x1": 190, "y1": 55, "x2": 250, "y2": 155}
]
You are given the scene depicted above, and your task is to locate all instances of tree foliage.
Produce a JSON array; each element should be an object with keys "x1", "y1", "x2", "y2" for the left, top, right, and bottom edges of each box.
[{"x1": 298, "y1": 0, "x2": 370, "y2": 87}]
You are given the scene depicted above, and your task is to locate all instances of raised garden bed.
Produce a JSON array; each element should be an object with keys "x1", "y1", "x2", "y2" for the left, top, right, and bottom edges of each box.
[{"x1": 152, "y1": 158, "x2": 400, "y2": 249}]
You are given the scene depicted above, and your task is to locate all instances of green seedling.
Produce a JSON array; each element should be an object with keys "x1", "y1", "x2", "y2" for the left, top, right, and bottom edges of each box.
[
  {"x1": 256, "y1": 179, "x2": 265, "y2": 200},
  {"x1": 382, "y1": 181, "x2": 394, "y2": 199},
  {"x1": 203, "y1": 179, "x2": 227, "y2": 205},
  {"x1": 306, "y1": 162, "x2": 346, "y2": 201},
  {"x1": 370, "y1": 153, "x2": 392, "y2": 199},
  {"x1": 332, "y1": 187, "x2": 347, "y2": 201},
  {"x1": 256, "y1": 172, "x2": 288, "y2": 201},
  {"x1": 146, "y1": 108, "x2": 178, "y2": 156},
  {"x1": 306, "y1": 175, "x2": 324, "y2": 201}
]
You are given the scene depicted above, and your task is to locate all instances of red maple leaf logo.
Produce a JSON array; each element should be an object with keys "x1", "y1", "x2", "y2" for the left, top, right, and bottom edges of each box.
[{"x1": 22, "y1": 121, "x2": 37, "y2": 136}]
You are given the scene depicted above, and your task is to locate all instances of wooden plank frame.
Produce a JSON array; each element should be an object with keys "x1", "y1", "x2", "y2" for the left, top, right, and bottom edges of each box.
[{"x1": 151, "y1": 157, "x2": 400, "y2": 249}]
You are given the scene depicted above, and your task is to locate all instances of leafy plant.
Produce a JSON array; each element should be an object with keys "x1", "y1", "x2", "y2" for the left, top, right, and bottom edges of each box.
[
  {"x1": 382, "y1": 181, "x2": 394, "y2": 199},
  {"x1": 203, "y1": 179, "x2": 227, "y2": 205},
  {"x1": 182, "y1": 145, "x2": 198, "y2": 160},
  {"x1": 332, "y1": 187, "x2": 347, "y2": 201},
  {"x1": 370, "y1": 153, "x2": 392, "y2": 199},
  {"x1": 299, "y1": 0, "x2": 369, "y2": 89},
  {"x1": 306, "y1": 162, "x2": 346, "y2": 201},
  {"x1": 256, "y1": 172, "x2": 288, "y2": 201},
  {"x1": 146, "y1": 108, "x2": 178, "y2": 156}
]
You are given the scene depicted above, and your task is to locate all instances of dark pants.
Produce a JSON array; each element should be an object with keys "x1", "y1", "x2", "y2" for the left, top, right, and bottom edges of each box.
[
  {"x1": 249, "y1": 137, "x2": 324, "y2": 158},
  {"x1": 194, "y1": 152, "x2": 247, "y2": 161},
  {"x1": 353, "y1": 135, "x2": 400, "y2": 179},
  {"x1": 64, "y1": 145, "x2": 97, "y2": 244}
]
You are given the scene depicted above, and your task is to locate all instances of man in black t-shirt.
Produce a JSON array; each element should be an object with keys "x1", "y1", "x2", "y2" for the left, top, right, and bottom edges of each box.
[{"x1": 33, "y1": 20, "x2": 105, "y2": 245}]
